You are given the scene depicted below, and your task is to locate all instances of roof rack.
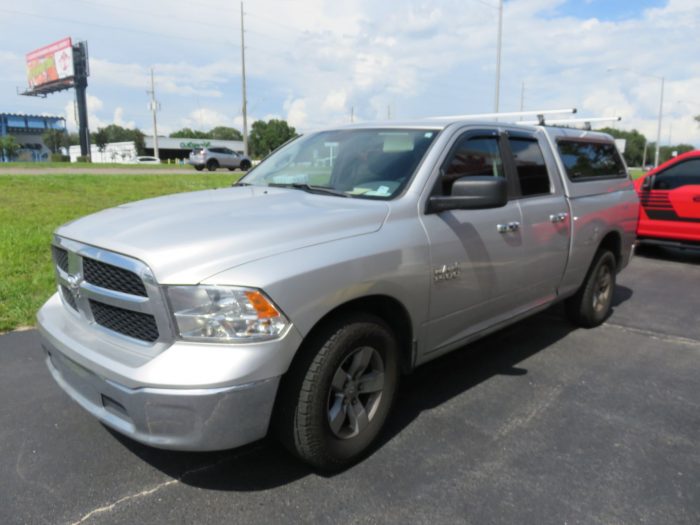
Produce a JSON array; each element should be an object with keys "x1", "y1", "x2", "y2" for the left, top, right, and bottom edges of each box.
[
  {"x1": 427, "y1": 108, "x2": 577, "y2": 124},
  {"x1": 518, "y1": 116, "x2": 622, "y2": 130}
]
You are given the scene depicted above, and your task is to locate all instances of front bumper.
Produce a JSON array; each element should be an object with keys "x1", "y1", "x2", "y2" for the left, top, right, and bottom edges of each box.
[
  {"x1": 37, "y1": 293, "x2": 303, "y2": 451},
  {"x1": 44, "y1": 343, "x2": 279, "y2": 450}
]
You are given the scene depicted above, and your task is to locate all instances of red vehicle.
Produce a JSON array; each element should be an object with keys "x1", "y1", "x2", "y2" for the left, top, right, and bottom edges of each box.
[{"x1": 635, "y1": 150, "x2": 700, "y2": 248}]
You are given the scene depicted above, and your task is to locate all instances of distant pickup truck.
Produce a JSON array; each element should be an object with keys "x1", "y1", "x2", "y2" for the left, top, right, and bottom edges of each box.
[{"x1": 38, "y1": 119, "x2": 639, "y2": 470}]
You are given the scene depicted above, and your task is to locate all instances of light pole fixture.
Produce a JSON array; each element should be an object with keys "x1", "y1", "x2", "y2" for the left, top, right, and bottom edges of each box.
[
  {"x1": 607, "y1": 67, "x2": 665, "y2": 167},
  {"x1": 494, "y1": 0, "x2": 503, "y2": 113}
]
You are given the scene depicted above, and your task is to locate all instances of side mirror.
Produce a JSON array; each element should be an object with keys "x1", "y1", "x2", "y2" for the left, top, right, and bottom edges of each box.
[
  {"x1": 641, "y1": 175, "x2": 655, "y2": 191},
  {"x1": 427, "y1": 176, "x2": 508, "y2": 213}
]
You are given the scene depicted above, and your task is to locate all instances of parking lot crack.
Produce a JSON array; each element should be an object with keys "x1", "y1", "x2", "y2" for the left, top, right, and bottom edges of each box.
[
  {"x1": 69, "y1": 444, "x2": 263, "y2": 525},
  {"x1": 605, "y1": 322, "x2": 700, "y2": 348}
]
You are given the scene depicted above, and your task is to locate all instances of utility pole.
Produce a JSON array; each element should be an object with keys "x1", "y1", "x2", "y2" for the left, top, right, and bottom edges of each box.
[
  {"x1": 387, "y1": 104, "x2": 391, "y2": 120},
  {"x1": 494, "y1": 0, "x2": 503, "y2": 113},
  {"x1": 147, "y1": 67, "x2": 159, "y2": 159},
  {"x1": 240, "y1": 1, "x2": 249, "y2": 156},
  {"x1": 350, "y1": 106, "x2": 354, "y2": 123}
]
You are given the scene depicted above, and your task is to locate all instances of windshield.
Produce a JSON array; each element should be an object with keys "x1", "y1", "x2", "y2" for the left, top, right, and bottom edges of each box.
[{"x1": 240, "y1": 128, "x2": 439, "y2": 199}]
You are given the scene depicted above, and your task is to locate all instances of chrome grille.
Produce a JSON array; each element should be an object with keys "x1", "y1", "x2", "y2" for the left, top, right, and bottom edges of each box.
[
  {"x1": 83, "y1": 257, "x2": 147, "y2": 297},
  {"x1": 60, "y1": 284, "x2": 78, "y2": 310},
  {"x1": 89, "y1": 300, "x2": 159, "y2": 342},
  {"x1": 50, "y1": 237, "x2": 173, "y2": 346},
  {"x1": 52, "y1": 246, "x2": 69, "y2": 272}
]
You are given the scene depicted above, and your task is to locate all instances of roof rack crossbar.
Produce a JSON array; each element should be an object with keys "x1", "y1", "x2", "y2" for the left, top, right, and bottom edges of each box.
[{"x1": 426, "y1": 108, "x2": 577, "y2": 120}]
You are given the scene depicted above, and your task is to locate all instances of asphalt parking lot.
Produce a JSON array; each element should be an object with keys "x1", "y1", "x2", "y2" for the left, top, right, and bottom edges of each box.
[{"x1": 1, "y1": 247, "x2": 698, "y2": 525}]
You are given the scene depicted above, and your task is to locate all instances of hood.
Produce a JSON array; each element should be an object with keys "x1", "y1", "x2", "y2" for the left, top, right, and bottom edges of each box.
[{"x1": 58, "y1": 186, "x2": 389, "y2": 284}]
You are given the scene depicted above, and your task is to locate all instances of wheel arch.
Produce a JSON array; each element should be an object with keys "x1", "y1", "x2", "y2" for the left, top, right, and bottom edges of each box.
[
  {"x1": 290, "y1": 294, "x2": 415, "y2": 376},
  {"x1": 598, "y1": 230, "x2": 623, "y2": 271}
]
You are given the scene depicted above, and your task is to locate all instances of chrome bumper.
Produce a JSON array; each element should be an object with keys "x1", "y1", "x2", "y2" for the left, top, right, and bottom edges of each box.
[{"x1": 43, "y1": 340, "x2": 279, "y2": 451}]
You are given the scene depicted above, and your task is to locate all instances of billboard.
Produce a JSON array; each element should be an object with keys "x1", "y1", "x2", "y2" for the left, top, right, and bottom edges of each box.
[{"x1": 26, "y1": 37, "x2": 74, "y2": 89}]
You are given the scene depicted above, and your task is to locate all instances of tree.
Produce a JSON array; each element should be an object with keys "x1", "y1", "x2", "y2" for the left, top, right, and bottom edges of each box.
[
  {"x1": 93, "y1": 128, "x2": 109, "y2": 153},
  {"x1": 695, "y1": 115, "x2": 700, "y2": 126},
  {"x1": 248, "y1": 119, "x2": 297, "y2": 158},
  {"x1": 169, "y1": 128, "x2": 210, "y2": 139},
  {"x1": 208, "y1": 126, "x2": 243, "y2": 140},
  {"x1": 659, "y1": 144, "x2": 694, "y2": 164},
  {"x1": 0, "y1": 135, "x2": 21, "y2": 161},
  {"x1": 42, "y1": 129, "x2": 68, "y2": 153},
  {"x1": 596, "y1": 127, "x2": 648, "y2": 167},
  {"x1": 91, "y1": 124, "x2": 146, "y2": 155}
]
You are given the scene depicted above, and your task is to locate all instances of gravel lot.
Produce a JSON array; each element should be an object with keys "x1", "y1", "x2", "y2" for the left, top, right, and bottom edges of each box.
[{"x1": 1, "y1": 247, "x2": 698, "y2": 525}]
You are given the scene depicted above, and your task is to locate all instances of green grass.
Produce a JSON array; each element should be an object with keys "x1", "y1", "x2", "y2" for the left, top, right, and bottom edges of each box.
[
  {"x1": 0, "y1": 173, "x2": 240, "y2": 332},
  {"x1": 1, "y1": 161, "x2": 190, "y2": 169},
  {"x1": 628, "y1": 168, "x2": 645, "y2": 180}
]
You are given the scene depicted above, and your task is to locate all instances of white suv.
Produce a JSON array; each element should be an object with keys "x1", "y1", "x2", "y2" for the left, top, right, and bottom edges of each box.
[{"x1": 188, "y1": 147, "x2": 252, "y2": 172}]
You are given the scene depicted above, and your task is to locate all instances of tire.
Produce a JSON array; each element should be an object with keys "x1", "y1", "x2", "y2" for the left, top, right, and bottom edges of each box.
[
  {"x1": 239, "y1": 160, "x2": 251, "y2": 171},
  {"x1": 206, "y1": 159, "x2": 219, "y2": 171},
  {"x1": 274, "y1": 313, "x2": 399, "y2": 471},
  {"x1": 565, "y1": 250, "x2": 616, "y2": 328},
  {"x1": 194, "y1": 165, "x2": 204, "y2": 171}
]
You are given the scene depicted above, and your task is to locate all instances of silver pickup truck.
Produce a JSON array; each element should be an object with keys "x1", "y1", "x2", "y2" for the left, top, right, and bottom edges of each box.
[{"x1": 38, "y1": 119, "x2": 639, "y2": 470}]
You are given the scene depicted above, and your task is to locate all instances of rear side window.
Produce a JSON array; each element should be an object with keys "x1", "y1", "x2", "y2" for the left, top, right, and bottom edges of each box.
[
  {"x1": 557, "y1": 140, "x2": 626, "y2": 181},
  {"x1": 508, "y1": 138, "x2": 551, "y2": 196},
  {"x1": 653, "y1": 159, "x2": 700, "y2": 190}
]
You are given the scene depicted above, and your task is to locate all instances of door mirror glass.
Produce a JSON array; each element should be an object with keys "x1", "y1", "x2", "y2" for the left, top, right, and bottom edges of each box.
[{"x1": 428, "y1": 176, "x2": 508, "y2": 213}]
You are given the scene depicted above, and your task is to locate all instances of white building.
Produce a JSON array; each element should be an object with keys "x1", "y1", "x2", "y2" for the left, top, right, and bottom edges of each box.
[{"x1": 69, "y1": 136, "x2": 244, "y2": 163}]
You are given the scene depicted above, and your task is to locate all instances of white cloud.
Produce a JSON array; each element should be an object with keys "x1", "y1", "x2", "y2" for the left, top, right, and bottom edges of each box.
[{"x1": 3, "y1": 0, "x2": 700, "y2": 146}]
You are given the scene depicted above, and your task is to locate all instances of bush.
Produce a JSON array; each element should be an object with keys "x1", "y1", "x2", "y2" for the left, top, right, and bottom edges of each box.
[
  {"x1": 50, "y1": 153, "x2": 70, "y2": 162},
  {"x1": 76, "y1": 156, "x2": 91, "y2": 163}
]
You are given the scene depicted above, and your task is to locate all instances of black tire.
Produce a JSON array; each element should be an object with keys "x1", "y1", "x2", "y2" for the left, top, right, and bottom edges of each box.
[
  {"x1": 565, "y1": 250, "x2": 617, "y2": 327},
  {"x1": 239, "y1": 160, "x2": 252, "y2": 171},
  {"x1": 274, "y1": 313, "x2": 399, "y2": 471},
  {"x1": 206, "y1": 159, "x2": 219, "y2": 171},
  {"x1": 194, "y1": 165, "x2": 204, "y2": 171}
]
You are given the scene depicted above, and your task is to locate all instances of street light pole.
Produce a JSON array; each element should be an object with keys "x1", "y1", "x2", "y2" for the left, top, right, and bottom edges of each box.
[
  {"x1": 494, "y1": 0, "x2": 503, "y2": 113},
  {"x1": 654, "y1": 76, "x2": 664, "y2": 168}
]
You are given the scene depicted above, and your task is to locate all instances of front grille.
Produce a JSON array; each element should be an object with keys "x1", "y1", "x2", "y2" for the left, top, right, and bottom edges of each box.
[
  {"x1": 60, "y1": 284, "x2": 78, "y2": 310},
  {"x1": 89, "y1": 300, "x2": 159, "y2": 342},
  {"x1": 52, "y1": 246, "x2": 69, "y2": 272},
  {"x1": 83, "y1": 257, "x2": 147, "y2": 297}
]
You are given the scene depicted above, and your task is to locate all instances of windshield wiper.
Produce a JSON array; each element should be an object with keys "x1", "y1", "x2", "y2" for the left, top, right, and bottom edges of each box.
[
  {"x1": 268, "y1": 183, "x2": 349, "y2": 198},
  {"x1": 232, "y1": 181, "x2": 253, "y2": 187}
]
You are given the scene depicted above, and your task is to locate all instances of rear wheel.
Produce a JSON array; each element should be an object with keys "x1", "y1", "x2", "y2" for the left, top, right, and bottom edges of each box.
[
  {"x1": 194, "y1": 165, "x2": 204, "y2": 171},
  {"x1": 206, "y1": 159, "x2": 219, "y2": 171},
  {"x1": 565, "y1": 250, "x2": 616, "y2": 327},
  {"x1": 275, "y1": 314, "x2": 399, "y2": 471}
]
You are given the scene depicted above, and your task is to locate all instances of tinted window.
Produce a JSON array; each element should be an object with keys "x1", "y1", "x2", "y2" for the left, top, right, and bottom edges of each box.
[
  {"x1": 443, "y1": 137, "x2": 503, "y2": 194},
  {"x1": 557, "y1": 140, "x2": 626, "y2": 181},
  {"x1": 509, "y1": 138, "x2": 551, "y2": 196},
  {"x1": 653, "y1": 159, "x2": 700, "y2": 190}
]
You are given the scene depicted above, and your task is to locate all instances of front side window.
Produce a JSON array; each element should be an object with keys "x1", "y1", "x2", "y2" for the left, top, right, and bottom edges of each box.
[
  {"x1": 557, "y1": 140, "x2": 626, "y2": 181},
  {"x1": 509, "y1": 138, "x2": 551, "y2": 196},
  {"x1": 653, "y1": 159, "x2": 700, "y2": 190},
  {"x1": 441, "y1": 136, "x2": 504, "y2": 194},
  {"x1": 240, "y1": 128, "x2": 439, "y2": 199}
]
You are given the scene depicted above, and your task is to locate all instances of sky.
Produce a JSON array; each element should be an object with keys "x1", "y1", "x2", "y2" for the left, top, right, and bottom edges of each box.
[{"x1": 1, "y1": 0, "x2": 699, "y2": 147}]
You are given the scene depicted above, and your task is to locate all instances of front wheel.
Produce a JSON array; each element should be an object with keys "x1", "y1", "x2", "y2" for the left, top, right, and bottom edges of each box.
[
  {"x1": 274, "y1": 314, "x2": 399, "y2": 471},
  {"x1": 239, "y1": 160, "x2": 252, "y2": 171},
  {"x1": 565, "y1": 250, "x2": 617, "y2": 327}
]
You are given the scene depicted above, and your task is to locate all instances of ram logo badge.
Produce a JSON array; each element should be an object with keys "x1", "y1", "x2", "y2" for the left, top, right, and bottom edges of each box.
[{"x1": 434, "y1": 262, "x2": 460, "y2": 282}]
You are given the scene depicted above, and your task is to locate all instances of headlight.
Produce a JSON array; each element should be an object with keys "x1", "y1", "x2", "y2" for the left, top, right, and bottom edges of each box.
[{"x1": 166, "y1": 286, "x2": 289, "y2": 342}]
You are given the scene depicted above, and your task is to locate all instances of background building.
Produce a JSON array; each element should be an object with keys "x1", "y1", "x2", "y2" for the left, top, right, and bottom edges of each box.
[
  {"x1": 69, "y1": 136, "x2": 244, "y2": 163},
  {"x1": 0, "y1": 112, "x2": 66, "y2": 162}
]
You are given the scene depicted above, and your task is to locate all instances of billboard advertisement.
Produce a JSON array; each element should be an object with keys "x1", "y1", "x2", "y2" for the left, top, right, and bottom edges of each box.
[{"x1": 26, "y1": 37, "x2": 74, "y2": 89}]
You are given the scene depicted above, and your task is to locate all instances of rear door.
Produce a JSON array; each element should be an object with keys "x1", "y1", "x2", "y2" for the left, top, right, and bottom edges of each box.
[
  {"x1": 639, "y1": 157, "x2": 700, "y2": 242},
  {"x1": 504, "y1": 131, "x2": 570, "y2": 306}
]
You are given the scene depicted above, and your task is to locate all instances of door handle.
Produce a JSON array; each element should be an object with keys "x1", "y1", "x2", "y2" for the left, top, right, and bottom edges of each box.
[
  {"x1": 497, "y1": 221, "x2": 520, "y2": 233},
  {"x1": 549, "y1": 212, "x2": 568, "y2": 223}
]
